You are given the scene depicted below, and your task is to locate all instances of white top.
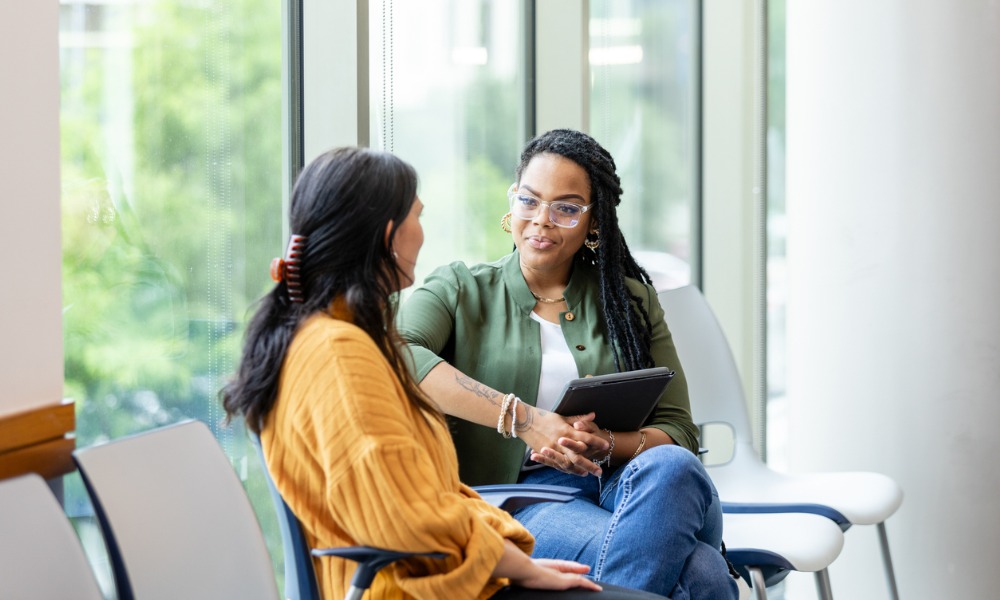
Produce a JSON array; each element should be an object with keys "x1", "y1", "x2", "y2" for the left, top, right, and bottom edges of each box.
[
  {"x1": 522, "y1": 311, "x2": 579, "y2": 471},
  {"x1": 530, "y1": 311, "x2": 578, "y2": 412}
]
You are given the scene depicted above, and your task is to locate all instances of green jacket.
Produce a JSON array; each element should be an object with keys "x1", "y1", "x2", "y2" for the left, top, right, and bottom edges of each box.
[{"x1": 398, "y1": 251, "x2": 699, "y2": 486}]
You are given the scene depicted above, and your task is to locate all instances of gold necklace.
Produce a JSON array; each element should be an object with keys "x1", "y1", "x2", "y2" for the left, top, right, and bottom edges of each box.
[{"x1": 529, "y1": 289, "x2": 566, "y2": 304}]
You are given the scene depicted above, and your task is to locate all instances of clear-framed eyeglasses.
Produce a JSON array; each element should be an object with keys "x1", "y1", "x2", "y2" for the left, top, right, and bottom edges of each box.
[{"x1": 507, "y1": 184, "x2": 593, "y2": 228}]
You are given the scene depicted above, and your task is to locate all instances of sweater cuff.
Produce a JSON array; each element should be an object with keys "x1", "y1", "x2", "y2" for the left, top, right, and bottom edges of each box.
[{"x1": 393, "y1": 516, "x2": 508, "y2": 599}]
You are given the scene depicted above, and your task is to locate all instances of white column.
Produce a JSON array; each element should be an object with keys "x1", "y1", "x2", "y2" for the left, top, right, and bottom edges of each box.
[
  {"x1": 702, "y1": 0, "x2": 761, "y2": 430},
  {"x1": 535, "y1": 0, "x2": 589, "y2": 133},
  {"x1": 0, "y1": 0, "x2": 64, "y2": 415},
  {"x1": 785, "y1": 1, "x2": 1000, "y2": 598},
  {"x1": 303, "y1": 0, "x2": 369, "y2": 160}
]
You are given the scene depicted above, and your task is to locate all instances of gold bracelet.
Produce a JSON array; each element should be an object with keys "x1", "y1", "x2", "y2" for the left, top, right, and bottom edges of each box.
[{"x1": 628, "y1": 431, "x2": 647, "y2": 462}]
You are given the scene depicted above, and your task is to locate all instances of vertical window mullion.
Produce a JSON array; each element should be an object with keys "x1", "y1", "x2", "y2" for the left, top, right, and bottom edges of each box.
[
  {"x1": 534, "y1": 0, "x2": 588, "y2": 133},
  {"x1": 302, "y1": 0, "x2": 369, "y2": 160}
]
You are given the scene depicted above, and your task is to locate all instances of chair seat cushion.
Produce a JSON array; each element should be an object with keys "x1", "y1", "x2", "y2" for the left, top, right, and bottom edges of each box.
[
  {"x1": 711, "y1": 456, "x2": 903, "y2": 525},
  {"x1": 722, "y1": 512, "x2": 845, "y2": 573}
]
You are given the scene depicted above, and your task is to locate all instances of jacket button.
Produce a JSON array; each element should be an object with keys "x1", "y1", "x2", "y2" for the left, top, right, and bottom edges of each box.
[
  {"x1": 576, "y1": 345, "x2": 586, "y2": 351},
  {"x1": 564, "y1": 312, "x2": 575, "y2": 321}
]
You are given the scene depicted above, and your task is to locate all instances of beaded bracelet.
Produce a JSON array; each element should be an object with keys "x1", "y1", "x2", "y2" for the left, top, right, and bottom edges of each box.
[
  {"x1": 511, "y1": 397, "x2": 521, "y2": 438},
  {"x1": 497, "y1": 393, "x2": 515, "y2": 438},
  {"x1": 593, "y1": 429, "x2": 615, "y2": 466},
  {"x1": 628, "y1": 430, "x2": 647, "y2": 462}
]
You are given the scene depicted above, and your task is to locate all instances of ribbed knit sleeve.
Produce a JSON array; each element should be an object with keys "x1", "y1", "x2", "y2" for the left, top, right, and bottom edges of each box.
[{"x1": 263, "y1": 315, "x2": 533, "y2": 600}]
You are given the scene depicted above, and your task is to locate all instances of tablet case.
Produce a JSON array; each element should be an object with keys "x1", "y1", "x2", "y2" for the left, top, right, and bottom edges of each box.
[{"x1": 552, "y1": 367, "x2": 675, "y2": 431}]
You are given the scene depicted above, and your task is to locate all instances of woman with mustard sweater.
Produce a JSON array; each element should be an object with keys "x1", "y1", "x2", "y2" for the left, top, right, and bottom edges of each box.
[{"x1": 221, "y1": 147, "x2": 665, "y2": 600}]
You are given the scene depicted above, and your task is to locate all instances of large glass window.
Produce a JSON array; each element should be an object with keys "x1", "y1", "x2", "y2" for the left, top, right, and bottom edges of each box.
[
  {"x1": 589, "y1": 0, "x2": 699, "y2": 290},
  {"x1": 59, "y1": 0, "x2": 284, "y2": 592},
  {"x1": 370, "y1": 0, "x2": 527, "y2": 281},
  {"x1": 58, "y1": 0, "x2": 706, "y2": 594}
]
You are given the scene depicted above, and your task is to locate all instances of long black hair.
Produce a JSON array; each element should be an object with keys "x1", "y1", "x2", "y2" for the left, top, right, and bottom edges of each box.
[
  {"x1": 515, "y1": 129, "x2": 655, "y2": 372},
  {"x1": 222, "y1": 147, "x2": 440, "y2": 434}
]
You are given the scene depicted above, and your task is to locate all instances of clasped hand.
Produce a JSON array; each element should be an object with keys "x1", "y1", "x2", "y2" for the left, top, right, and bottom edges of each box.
[{"x1": 522, "y1": 410, "x2": 609, "y2": 477}]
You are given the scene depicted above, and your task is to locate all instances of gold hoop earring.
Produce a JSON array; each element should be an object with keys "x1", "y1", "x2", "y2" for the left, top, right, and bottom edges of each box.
[
  {"x1": 500, "y1": 212, "x2": 513, "y2": 233},
  {"x1": 584, "y1": 229, "x2": 600, "y2": 251}
]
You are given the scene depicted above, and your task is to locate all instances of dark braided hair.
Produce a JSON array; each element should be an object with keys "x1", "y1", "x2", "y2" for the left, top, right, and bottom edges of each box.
[
  {"x1": 515, "y1": 129, "x2": 655, "y2": 372},
  {"x1": 222, "y1": 147, "x2": 441, "y2": 434}
]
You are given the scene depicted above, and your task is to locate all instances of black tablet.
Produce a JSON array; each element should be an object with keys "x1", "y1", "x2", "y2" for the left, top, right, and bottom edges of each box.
[{"x1": 551, "y1": 367, "x2": 675, "y2": 431}]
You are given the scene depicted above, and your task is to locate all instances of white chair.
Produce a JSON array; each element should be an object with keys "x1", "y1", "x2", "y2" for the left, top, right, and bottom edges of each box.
[
  {"x1": 660, "y1": 285, "x2": 903, "y2": 599},
  {"x1": 723, "y1": 512, "x2": 844, "y2": 600},
  {"x1": 73, "y1": 420, "x2": 280, "y2": 600},
  {"x1": 0, "y1": 473, "x2": 104, "y2": 600}
]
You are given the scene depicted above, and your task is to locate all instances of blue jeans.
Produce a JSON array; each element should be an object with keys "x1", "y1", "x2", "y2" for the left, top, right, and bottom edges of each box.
[{"x1": 512, "y1": 445, "x2": 738, "y2": 600}]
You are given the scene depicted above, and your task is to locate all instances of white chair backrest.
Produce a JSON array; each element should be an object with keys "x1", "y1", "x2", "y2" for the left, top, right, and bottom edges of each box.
[
  {"x1": 73, "y1": 420, "x2": 278, "y2": 600},
  {"x1": 0, "y1": 473, "x2": 104, "y2": 600},
  {"x1": 658, "y1": 286, "x2": 755, "y2": 445}
]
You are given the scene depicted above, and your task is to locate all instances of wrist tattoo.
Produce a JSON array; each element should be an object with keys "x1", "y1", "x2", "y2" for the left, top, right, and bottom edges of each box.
[
  {"x1": 455, "y1": 373, "x2": 501, "y2": 405},
  {"x1": 514, "y1": 403, "x2": 535, "y2": 433}
]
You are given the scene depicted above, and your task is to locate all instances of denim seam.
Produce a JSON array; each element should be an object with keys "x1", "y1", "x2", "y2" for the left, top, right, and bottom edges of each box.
[{"x1": 594, "y1": 460, "x2": 638, "y2": 580}]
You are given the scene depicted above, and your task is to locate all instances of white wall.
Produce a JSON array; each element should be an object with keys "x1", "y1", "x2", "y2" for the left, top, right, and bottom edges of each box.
[
  {"x1": 0, "y1": 1, "x2": 63, "y2": 415},
  {"x1": 784, "y1": 1, "x2": 1000, "y2": 597}
]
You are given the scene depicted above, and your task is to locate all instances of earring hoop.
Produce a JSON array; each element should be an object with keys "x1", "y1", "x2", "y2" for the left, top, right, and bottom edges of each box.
[
  {"x1": 500, "y1": 212, "x2": 513, "y2": 233},
  {"x1": 584, "y1": 229, "x2": 600, "y2": 251}
]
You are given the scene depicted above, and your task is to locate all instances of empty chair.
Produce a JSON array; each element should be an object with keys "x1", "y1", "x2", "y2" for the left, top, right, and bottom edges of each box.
[
  {"x1": 0, "y1": 473, "x2": 104, "y2": 600},
  {"x1": 73, "y1": 420, "x2": 280, "y2": 600},
  {"x1": 660, "y1": 285, "x2": 903, "y2": 599},
  {"x1": 722, "y1": 512, "x2": 844, "y2": 600}
]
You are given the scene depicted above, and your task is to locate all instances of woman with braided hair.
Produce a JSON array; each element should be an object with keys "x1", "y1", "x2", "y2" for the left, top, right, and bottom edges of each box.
[
  {"x1": 223, "y1": 146, "x2": 671, "y2": 600},
  {"x1": 399, "y1": 129, "x2": 738, "y2": 599}
]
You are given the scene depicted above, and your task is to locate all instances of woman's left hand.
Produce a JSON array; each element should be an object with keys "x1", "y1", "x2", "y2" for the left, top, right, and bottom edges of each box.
[
  {"x1": 557, "y1": 419, "x2": 610, "y2": 462},
  {"x1": 521, "y1": 410, "x2": 608, "y2": 477}
]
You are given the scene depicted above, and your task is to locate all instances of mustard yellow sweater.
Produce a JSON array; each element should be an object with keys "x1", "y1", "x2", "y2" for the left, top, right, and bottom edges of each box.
[{"x1": 261, "y1": 310, "x2": 534, "y2": 599}]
